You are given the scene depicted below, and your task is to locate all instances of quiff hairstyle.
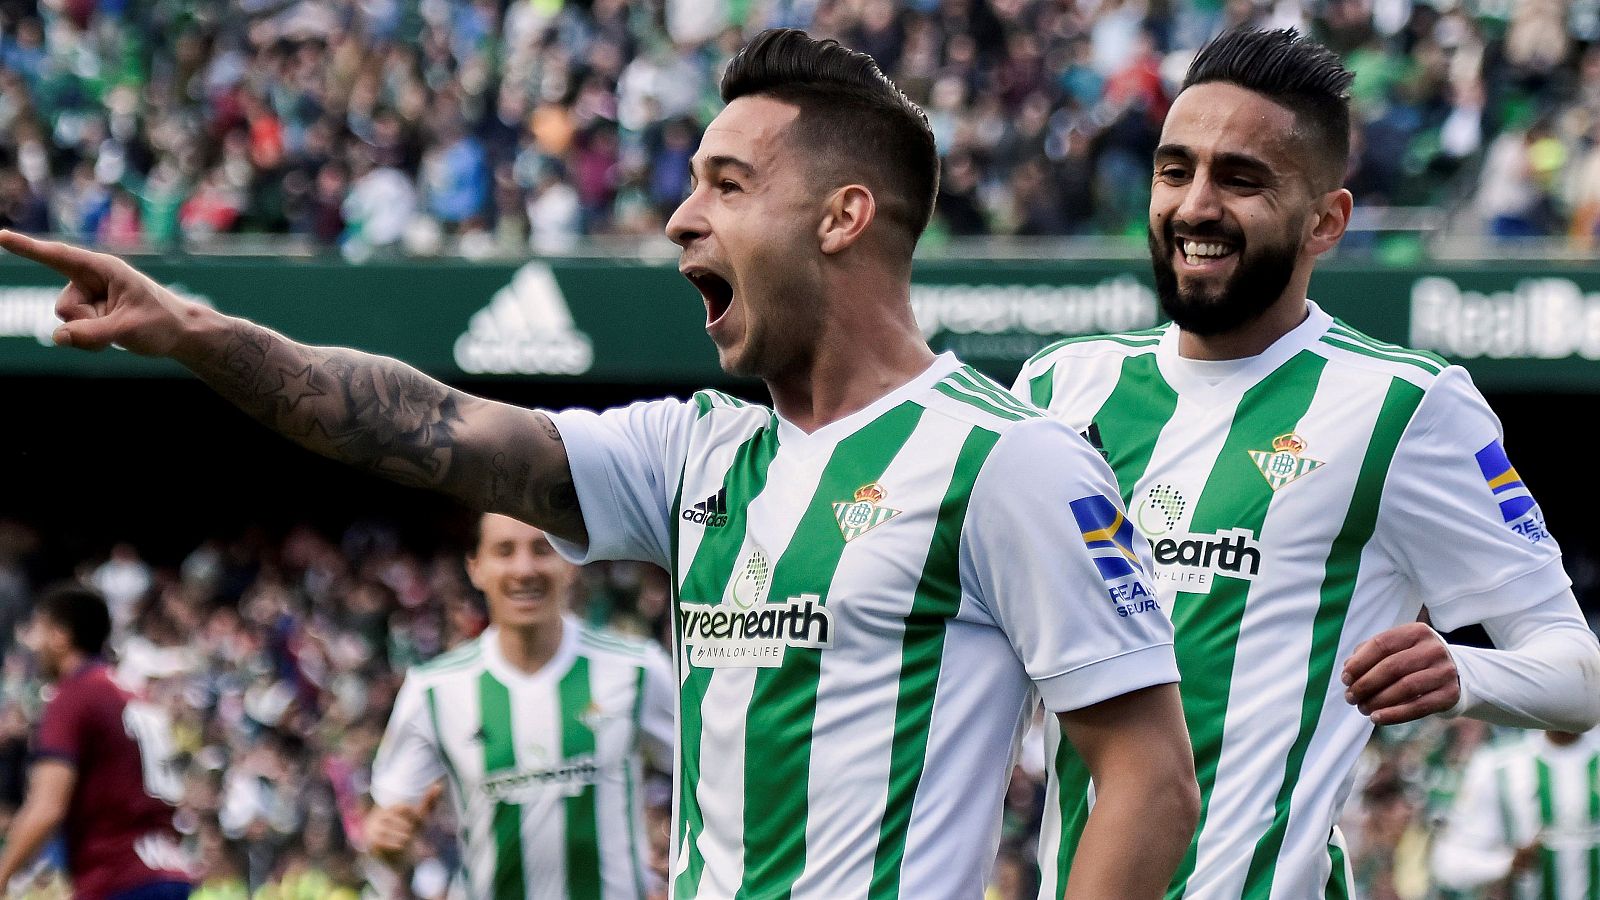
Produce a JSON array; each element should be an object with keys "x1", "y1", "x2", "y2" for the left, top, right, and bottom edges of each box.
[
  {"x1": 1183, "y1": 28, "x2": 1356, "y2": 191},
  {"x1": 721, "y1": 28, "x2": 940, "y2": 254}
]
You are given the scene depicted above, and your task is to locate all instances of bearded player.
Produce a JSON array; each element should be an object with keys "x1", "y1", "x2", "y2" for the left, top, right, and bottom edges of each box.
[{"x1": 1016, "y1": 28, "x2": 1600, "y2": 899}]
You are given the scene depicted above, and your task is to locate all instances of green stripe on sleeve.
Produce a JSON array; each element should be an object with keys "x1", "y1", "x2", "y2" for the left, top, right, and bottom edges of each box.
[
  {"x1": 1242, "y1": 376, "x2": 1424, "y2": 897},
  {"x1": 1031, "y1": 330, "x2": 1165, "y2": 358},
  {"x1": 736, "y1": 402, "x2": 927, "y2": 900},
  {"x1": 1028, "y1": 369, "x2": 1055, "y2": 409},
  {"x1": 478, "y1": 671, "x2": 528, "y2": 900},
  {"x1": 559, "y1": 654, "x2": 601, "y2": 900},
  {"x1": 1164, "y1": 350, "x2": 1329, "y2": 897},
  {"x1": 868, "y1": 425, "x2": 1001, "y2": 898},
  {"x1": 673, "y1": 419, "x2": 782, "y2": 900},
  {"x1": 934, "y1": 381, "x2": 1025, "y2": 421},
  {"x1": 953, "y1": 367, "x2": 1040, "y2": 417},
  {"x1": 1327, "y1": 322, "x2": 1448, "y2": 372}
]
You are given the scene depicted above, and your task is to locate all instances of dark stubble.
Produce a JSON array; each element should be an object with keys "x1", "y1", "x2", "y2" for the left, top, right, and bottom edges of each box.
[{"x1": 1148, "y1": 219, "x2": 1299, "y2": 336}]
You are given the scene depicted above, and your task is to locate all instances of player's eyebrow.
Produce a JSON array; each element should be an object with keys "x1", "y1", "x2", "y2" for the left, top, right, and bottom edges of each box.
[
  {"x1": 688, "y1": 154, "x2": 757, "y2": 187},
  {"x1": 1155, "y1": 143, "x2": 1273, "y2": 178}
]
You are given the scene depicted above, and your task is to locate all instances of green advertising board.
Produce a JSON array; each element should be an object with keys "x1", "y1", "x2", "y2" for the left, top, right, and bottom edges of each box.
[{"x1": 1, "y1": 257, "x2": 1597, "y2": 390}]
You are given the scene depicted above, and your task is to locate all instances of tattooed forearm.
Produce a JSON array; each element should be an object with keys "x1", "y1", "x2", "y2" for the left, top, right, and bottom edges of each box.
[
  {"x1": 186, "y1": 318, "x2": 586, "y2": 543},
  {"x1": 195, "y1": 320, "x2": 462, "y2": 491},
  {"x1": 490, "y1": 435, "x2": 585, "y2": 536},
  {"x1": 490, "y1": 452, "x2": 533, "y2": 506}
]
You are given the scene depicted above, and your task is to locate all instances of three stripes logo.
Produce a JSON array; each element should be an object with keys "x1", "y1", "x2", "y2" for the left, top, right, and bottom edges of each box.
[{"x1": 682, "y1": 488, "x2": 730, "y2": 528}]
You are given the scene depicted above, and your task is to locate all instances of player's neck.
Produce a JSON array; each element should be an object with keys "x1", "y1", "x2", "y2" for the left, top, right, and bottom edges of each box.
[
  {"x1": 50, "y1": 650, "x2": 92, "y2": 683},
  {"x1": 767, "y1": 286, "x2": 934, "y2": 433},
  {"x1": 1177, "y1": 295, "x2": 1311, "y2": 361},
  {"x1": 496, "y1": 617, "x2": 564, "y2": 675}
]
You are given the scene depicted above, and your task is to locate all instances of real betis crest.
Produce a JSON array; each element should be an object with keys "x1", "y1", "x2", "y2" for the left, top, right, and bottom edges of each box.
[
  {"x1": 833, "y1": 482, "x2": 901, "y2": 542},
  {"x1": 1248, "y1": 433, "x2": 1325, "y2": 491}
]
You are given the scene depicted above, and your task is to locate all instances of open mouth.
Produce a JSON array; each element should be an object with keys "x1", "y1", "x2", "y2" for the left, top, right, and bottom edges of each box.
[
  {"x1": 504, "y1": 583, "x2": 548, "y2": 604},
  {"x1": 684, "y1": 268, "x2": 735, "y2": 325},
  {"x1": 1176, "y1": 237, "x2": 1238, "y2": 268}
]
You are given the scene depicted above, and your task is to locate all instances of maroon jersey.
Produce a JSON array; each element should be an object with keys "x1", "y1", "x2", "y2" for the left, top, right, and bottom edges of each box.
[{"x1": 35, "y1": 662, "x2": 192, "y2": 899}]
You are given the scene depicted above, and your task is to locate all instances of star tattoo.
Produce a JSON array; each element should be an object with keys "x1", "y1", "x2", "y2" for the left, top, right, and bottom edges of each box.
[{"x1": 274, "y1": 364, "x2": 327, "y2": 411}]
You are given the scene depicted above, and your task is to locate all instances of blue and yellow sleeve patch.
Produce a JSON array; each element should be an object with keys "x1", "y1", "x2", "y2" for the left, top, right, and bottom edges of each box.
[
  {"x1": 1474, "y1": 440, "x2": 1536, "y2": 523},
  {"x1": 1069, "y1": 494, "x2": 1144, "y2": 581}
]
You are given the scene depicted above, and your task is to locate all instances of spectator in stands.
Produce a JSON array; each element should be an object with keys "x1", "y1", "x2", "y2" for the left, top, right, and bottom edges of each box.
[{"x1": 5, "y1": 0, "x2": 1600, "y2": 252}]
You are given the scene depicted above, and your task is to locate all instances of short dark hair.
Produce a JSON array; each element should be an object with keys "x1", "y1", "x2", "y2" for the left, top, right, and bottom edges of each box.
[
  {"x1": 1183, "y1": 28, "x2": 1355, "y2": 190},
  {"x1": 721, "y1": 28, "x2": 939, "y2": 253},
  {"x1": 35, "y1": 582, "x2": 112, "y2": 656}
]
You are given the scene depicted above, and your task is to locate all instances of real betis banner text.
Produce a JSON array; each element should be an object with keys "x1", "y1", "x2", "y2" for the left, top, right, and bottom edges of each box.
[{"x1": 2, "y1": 257, "x2": 1597, "y2": 391}]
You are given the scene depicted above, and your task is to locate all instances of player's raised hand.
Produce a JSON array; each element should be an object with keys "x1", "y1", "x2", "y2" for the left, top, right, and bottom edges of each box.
[
  {"x1": 0, "y1": 230, "x2": 197, "y2": 356},
  {"x1": 365, "y1": 782, "x2": 445, "y2": 863},
  {"x1": 1341, "y1": 622, "x2": 1461, "y2": 725}
]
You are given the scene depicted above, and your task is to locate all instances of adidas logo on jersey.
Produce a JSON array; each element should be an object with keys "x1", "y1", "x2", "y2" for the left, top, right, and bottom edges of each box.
[{"x1": 682, "y1": 488, "x2": 730, "y2": 527}]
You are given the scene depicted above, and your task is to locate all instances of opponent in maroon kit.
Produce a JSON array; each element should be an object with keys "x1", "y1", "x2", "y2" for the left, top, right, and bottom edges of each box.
[{"x1": 0, "y1": 584, "x2": 193, "y2": 899}]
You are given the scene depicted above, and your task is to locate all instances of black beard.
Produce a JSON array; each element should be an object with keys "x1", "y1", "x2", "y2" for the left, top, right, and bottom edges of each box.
[{"x1": 1149, "y1": 224, "x2": 1298, "y2": 336}]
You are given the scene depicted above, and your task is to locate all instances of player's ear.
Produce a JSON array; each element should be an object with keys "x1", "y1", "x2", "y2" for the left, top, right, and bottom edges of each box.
[
  {"x1": 818, "y1": 184, "x2": 876, "y2": 255},
  {"x1": 1305, "y1": 188, "x2": 1352, "y2": 256}
]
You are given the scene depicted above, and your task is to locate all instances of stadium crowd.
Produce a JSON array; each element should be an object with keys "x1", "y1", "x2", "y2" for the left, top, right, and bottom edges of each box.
[
  {"x1": 2, "y1": 0, "x2": 1600, "y2": 256},
  {"x1": 0, "y1": 517, "x2": 1588, "y2": 899}
]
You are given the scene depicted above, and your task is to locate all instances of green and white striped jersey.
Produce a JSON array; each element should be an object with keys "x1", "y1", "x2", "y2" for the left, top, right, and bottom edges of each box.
[
  {"x1": 1433, "y1": 730, "x2": 1600, "y2": 899},
  {"x1": 547, "y1": 353, "x2": 1178, "y2": 900},
  {"x1": 1014, "y1": 302, "x2": 1570, "y2": 899},
  {"x1": 371, "y1": 617, "x2": 675, "y2": 900}
]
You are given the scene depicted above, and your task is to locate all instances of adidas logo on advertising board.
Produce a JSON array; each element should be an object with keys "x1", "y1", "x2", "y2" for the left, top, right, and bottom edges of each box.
[
  {"x1": 682, "y1": 487, "x2": 729, "y2": 527},
  {"x1": 453, "y1": 262, "x2": 594, "y2": 375}
]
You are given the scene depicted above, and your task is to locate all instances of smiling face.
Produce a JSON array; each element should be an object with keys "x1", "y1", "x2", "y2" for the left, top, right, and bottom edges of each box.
[
  {"x1": 467, "y1": 514, "x2": 577, "y2": 631},
  {"x1": 1149, "y1": 81, "x2": 1333, "y2": 337},
  {"x1": 666, "y1": 95, "x2": 828, "y2": 379}
]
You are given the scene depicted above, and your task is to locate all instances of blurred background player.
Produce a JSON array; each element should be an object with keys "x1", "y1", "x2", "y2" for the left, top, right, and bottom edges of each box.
[
  {"x1": 0, "y1": 26, "x2": 1200, "y2": 899},
  {"x1": 0, "y1": 584, "x2": 193, "y2": 899},
  {"x1": 365, "y1": 513, "x2": 673, "y2": 899},
  {"x1": 1014, "y1": 27, "x2": 1600, "y2": 899},
  {"x1": 1430, "y1": 727, "x2": 1600, "y2": 899}
]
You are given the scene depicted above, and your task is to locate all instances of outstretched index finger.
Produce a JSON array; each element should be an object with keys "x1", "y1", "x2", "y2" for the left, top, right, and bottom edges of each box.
[{"x1": 0, "y1": 230, "x2": 107, "y2": 284}]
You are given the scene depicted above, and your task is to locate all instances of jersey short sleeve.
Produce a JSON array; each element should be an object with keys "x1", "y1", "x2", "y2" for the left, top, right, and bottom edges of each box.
[
  {"x1": 960, "y1": 417, "x2": 1179, "y2": 713},
  {"x1": 543, "y1": 399, "x2": 698, "y2": 568},
  {"x1": 637, "y1": 645, "x2": 676, "y2": 772},
  {"x1": 370, "y1": 674, "x2": 445, "y2": 808},
  {"x1": 1376, "y1": 366, "x2": 1571, "y2": 631}
]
